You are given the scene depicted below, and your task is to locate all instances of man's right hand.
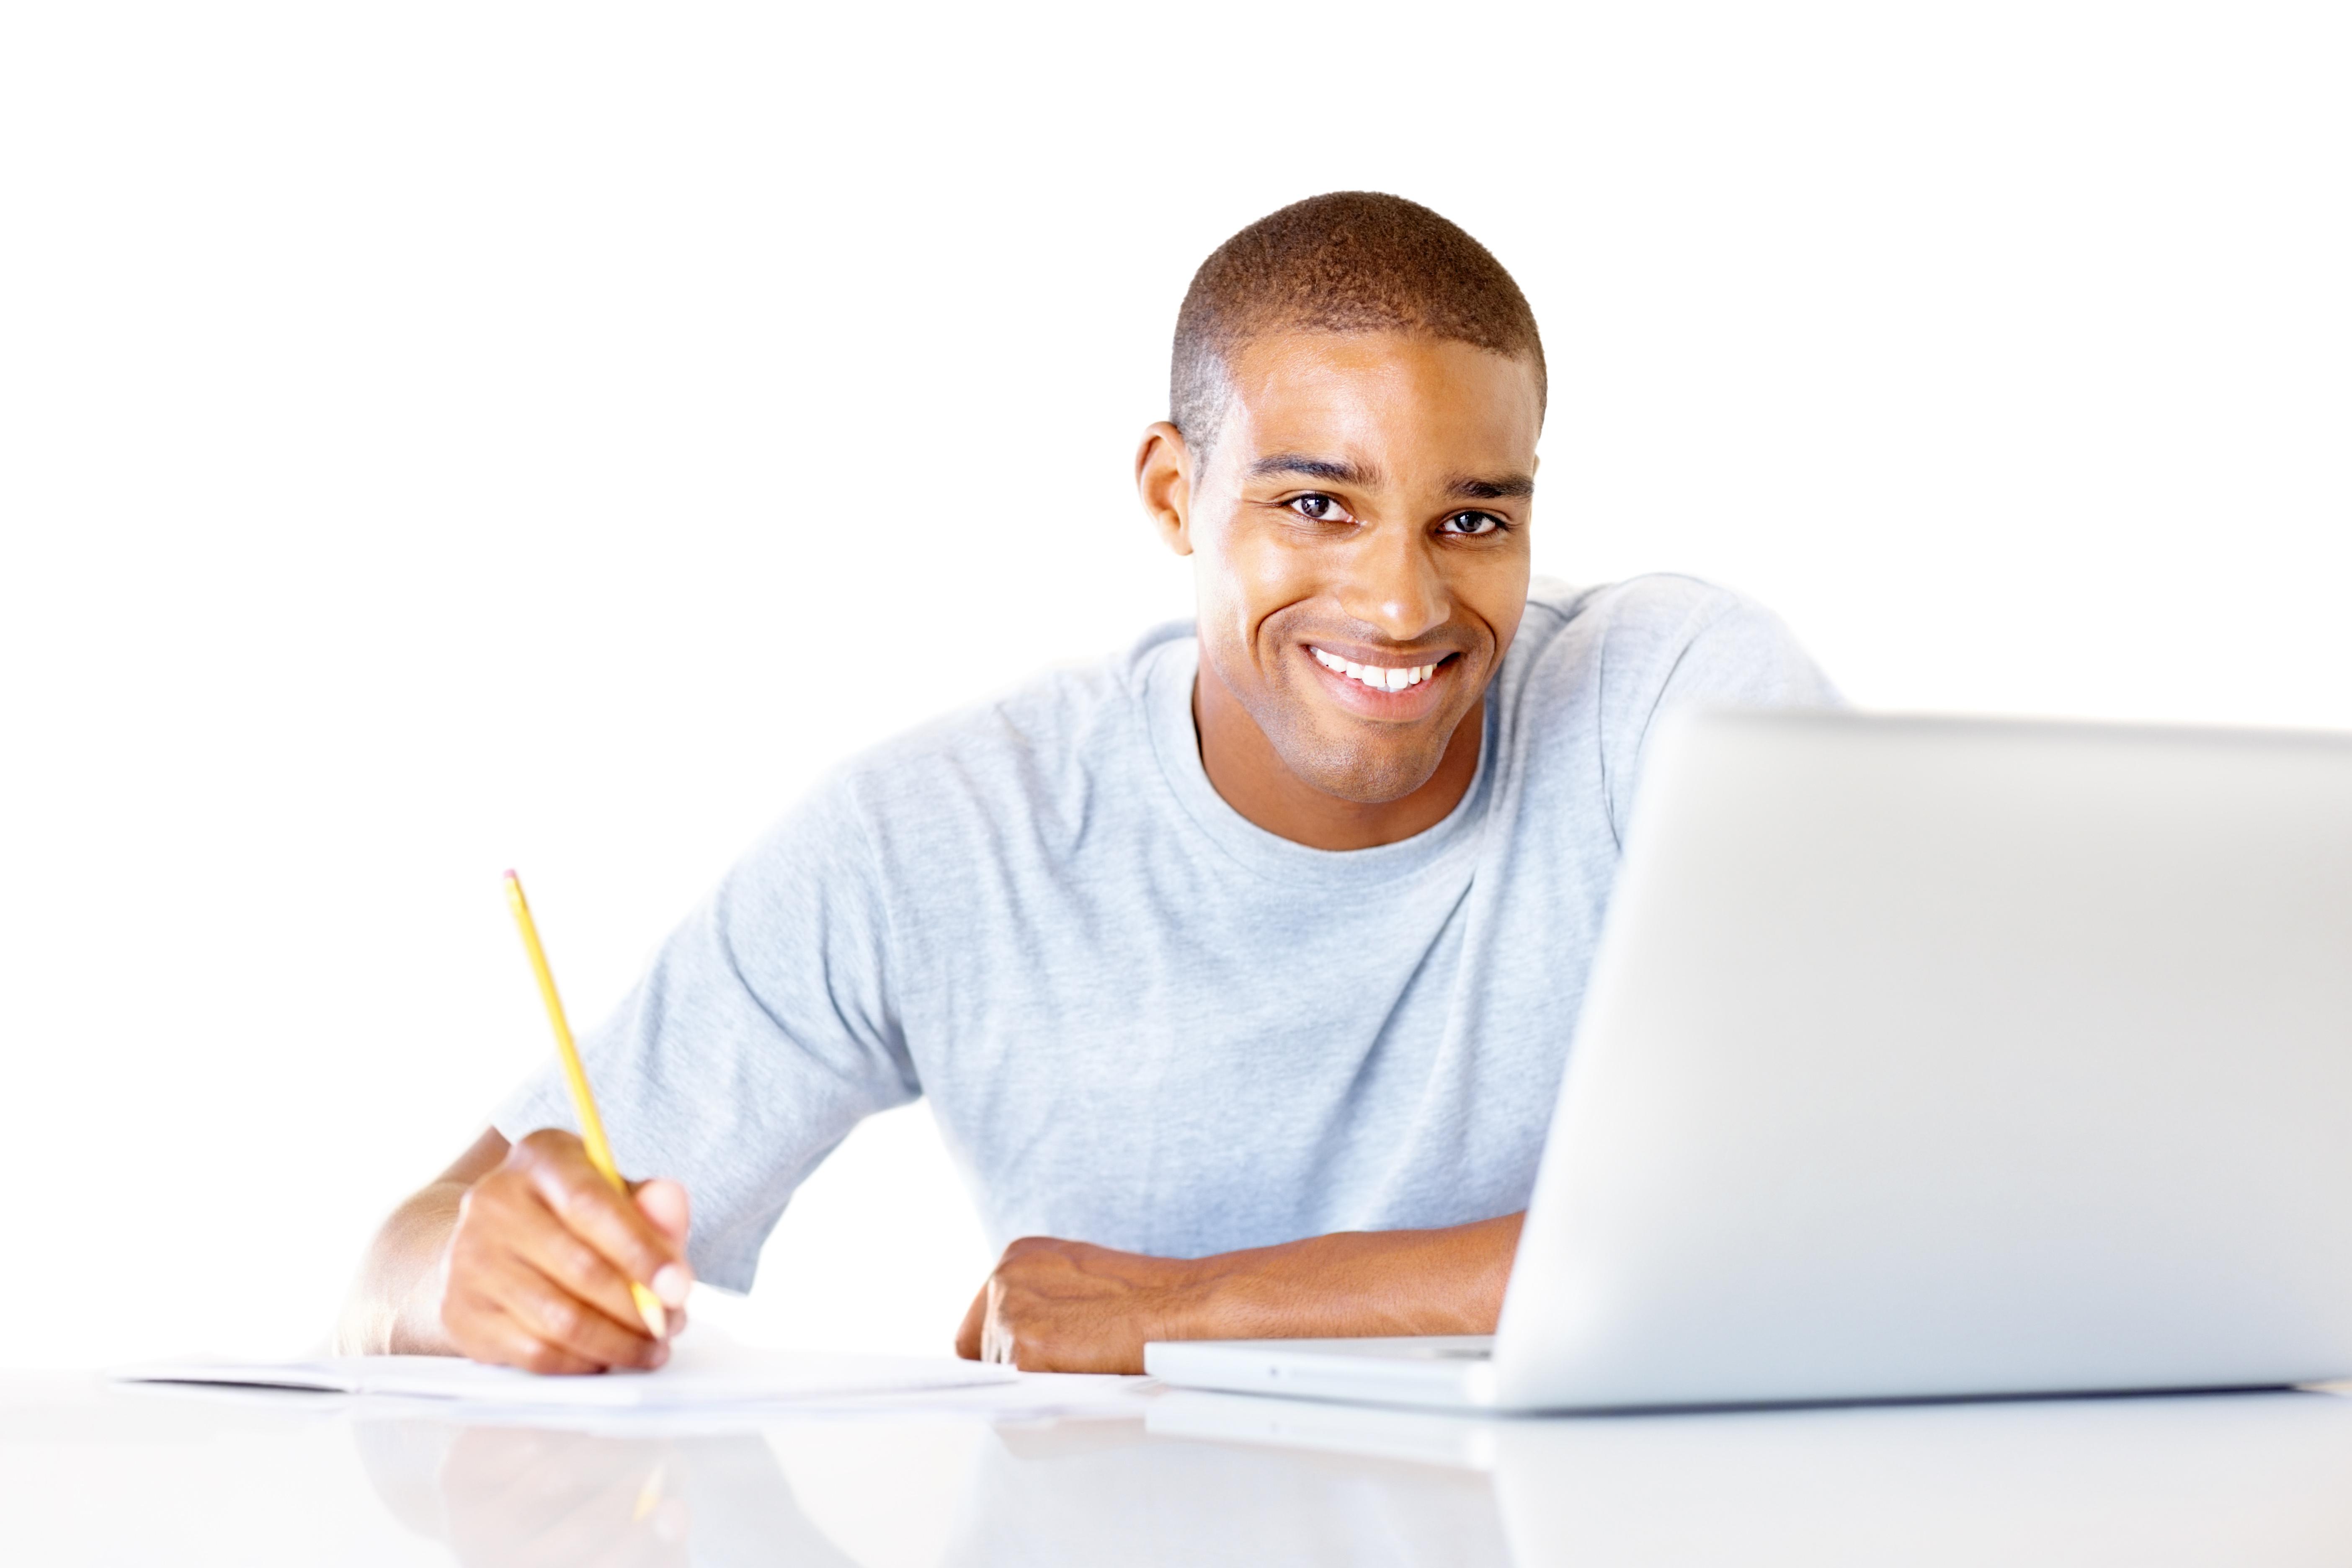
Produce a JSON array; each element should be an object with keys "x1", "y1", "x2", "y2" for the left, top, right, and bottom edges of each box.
[{"x1": 370, "y1": 1127, "x2": 696, "y2": 1374}]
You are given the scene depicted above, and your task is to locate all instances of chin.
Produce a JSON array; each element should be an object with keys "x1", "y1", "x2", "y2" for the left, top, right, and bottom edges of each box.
[{"x1": 1284, "y1": 731, "x2": 1452, "y2": 807}]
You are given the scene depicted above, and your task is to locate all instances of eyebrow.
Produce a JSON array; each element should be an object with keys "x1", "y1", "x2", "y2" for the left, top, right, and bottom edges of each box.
[
  {"x1": 1248, "y1": 454, "x2": 1383, "y2": 487},
  {"x1": 1247, "y1": 453, "x2": 1534, "y2": 502},
  {"x1": 1449, "y1": 473, "x2": 1536, "y2": 500}
]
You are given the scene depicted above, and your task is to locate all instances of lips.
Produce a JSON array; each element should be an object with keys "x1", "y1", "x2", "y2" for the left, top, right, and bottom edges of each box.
[
  {"x1": 1308, "y1": 645, "x2": 1444, "y2": 693},
  {"x1": 1300, "y1": 643, "x2": 1465, "y2": 717}
]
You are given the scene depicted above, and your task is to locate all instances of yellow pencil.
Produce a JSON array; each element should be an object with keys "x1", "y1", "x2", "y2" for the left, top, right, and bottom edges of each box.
[{"x1": 503, "y1": 870, "x2": 670, "y2": 1343}]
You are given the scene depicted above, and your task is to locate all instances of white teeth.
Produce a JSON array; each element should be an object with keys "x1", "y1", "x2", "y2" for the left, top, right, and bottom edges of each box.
[{"x1": 1310, "y1": 647, "x2": 1441, "y2": 693}]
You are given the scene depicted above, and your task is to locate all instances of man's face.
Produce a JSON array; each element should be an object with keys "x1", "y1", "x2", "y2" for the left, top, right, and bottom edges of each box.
[{"x1": 1162, "y1": 331, "x2": 1539, "y2": 805}]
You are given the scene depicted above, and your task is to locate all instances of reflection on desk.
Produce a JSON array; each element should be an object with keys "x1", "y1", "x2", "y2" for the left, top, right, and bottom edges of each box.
[
  {"x1": 8, "y1": 1372, "x2": 2352, "y2": 1565},
  {"x1": 351, "y1": 1406, "x2": 1502, "y2": 1567}
]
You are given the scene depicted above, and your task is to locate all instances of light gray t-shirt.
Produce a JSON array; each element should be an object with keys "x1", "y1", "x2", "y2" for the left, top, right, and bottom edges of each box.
[{"x1": 495, "y1": 575, "x2": 1836, "y2": 1290}]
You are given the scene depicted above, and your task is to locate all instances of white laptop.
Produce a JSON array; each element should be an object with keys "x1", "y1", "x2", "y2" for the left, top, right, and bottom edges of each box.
[{"x1": 1147, "y1": 709, "x2": 2352, "y2": 1411}]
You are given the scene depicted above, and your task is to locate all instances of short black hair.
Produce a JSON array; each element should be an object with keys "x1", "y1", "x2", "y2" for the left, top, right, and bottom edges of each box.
[{"x1": 1171, "y1": 192, "x2": 1546, "y2": 461}]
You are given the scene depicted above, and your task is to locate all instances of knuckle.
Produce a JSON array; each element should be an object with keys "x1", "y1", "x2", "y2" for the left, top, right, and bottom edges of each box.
[
  {"x1": 449, "y1": 1203, "x2": 519, "y2": 1261},
  {"x1": 539, "y1": 1297, "x2": 585, "y2": 1341},
  {"x1": 559, "y1": 1240, "x2": 605, "y2": 1284},
  {"x1": 547, "y1": 1176, "x2": 616, "y2": 1228},
  {"x1": 442, "y1": 1243, "x2": 493, "y2": 1296},
  {"x1": 458, "y1": 1174, "x2": 521, "y2": 1228}
]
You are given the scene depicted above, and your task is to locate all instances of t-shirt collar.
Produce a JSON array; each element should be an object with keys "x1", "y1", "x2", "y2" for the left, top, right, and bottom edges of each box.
[{"x1": 1139, "y1": 632, "x2": 1494, "y2": 890}]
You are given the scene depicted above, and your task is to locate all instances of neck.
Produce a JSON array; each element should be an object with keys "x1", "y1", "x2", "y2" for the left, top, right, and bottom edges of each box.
[{"x1": 1191, "y1": 658, "x2": 1483, "y2": 852}]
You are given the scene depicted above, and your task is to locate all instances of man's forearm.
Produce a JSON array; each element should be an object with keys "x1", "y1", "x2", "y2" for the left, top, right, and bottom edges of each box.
[
  {"x1": 959, "y1": 1212, "x2": 1526, "y2": 1371},
  {"x1": 1174, "y1": 1212, "x2": 1525, "y2": 1340}
]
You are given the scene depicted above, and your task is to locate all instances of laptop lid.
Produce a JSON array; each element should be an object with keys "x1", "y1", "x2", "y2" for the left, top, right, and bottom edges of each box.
[{"x1": 1495, "y1": 710, "x2": 2352, "y2": 1410}]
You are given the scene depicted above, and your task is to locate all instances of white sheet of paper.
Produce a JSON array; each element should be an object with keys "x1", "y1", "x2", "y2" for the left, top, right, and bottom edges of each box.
[{"x1": 115, "y1": 1345, "x2": 1017, "y2": 1407}]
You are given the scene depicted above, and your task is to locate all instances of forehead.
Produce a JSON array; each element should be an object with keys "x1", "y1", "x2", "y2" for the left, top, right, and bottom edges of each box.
[{"x1": 1218, "y1": 330, "x2": 1544, "y2": 474}]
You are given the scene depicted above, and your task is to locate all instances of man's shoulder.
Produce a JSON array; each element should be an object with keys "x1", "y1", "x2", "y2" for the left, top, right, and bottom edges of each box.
[
  {"x1": 1518, "y1": 571, "x2": 1761, "y2": 647},
  {"x1": 1504, "y1": 573, "x2": 1834, "y2": 726},
  {"x1": 1510, "y1": 572, "x2": 1771, "y2": 683},
  {"x1": 823, "y1": 621, "x2": 1187, "y2": 828}
]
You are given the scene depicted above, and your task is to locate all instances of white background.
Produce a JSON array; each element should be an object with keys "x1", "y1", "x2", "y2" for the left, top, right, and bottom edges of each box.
[{"x1": 2, "y1": 2, "x2": 2345, "y2": 1372}]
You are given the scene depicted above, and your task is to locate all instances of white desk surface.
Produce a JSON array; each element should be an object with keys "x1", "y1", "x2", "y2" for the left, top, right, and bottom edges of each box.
[{"x1": 10, "y1": 1369, "x2": 2352, "y2": 1565}]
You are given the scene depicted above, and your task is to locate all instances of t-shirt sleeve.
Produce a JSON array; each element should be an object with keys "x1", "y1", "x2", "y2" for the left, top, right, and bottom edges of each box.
[
  {"x1": 491, "y1": 775, "x2": 918, "y2": 1292},
  {"x1": 1597, "y1": 578, "x2": 1843, "y2": 840}
]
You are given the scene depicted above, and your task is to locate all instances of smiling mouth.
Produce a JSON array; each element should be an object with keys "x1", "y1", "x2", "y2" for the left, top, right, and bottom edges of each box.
[{"x1": 1308, "y1": 645, "x2": 1456, "y2": 694}]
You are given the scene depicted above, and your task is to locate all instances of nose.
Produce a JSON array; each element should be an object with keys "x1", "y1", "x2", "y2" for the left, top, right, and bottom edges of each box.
[{"x1": 1335, "y1": 518, "x2": 1450, "y2": 643}]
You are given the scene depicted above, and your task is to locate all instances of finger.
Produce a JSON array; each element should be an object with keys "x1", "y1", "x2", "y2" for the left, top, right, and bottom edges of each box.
[
  {"x1": 510, "y1": 1204, "x2": 666, "y2": 1339},
  {"x1": 630, "y1": 1180, "x2": 695, "y2": 1307},
  {"x1": 448, "y1": 1172, "x2": 648, "y2": 1339},
  {"x1": 954, "y1": 1283, "x2": 988, "y2": 1360},
  {"x1": 452, "y1": 1300, "x2": 604, "y2": 1376},
  {"x1": 511, "y1": 1133, "x2": 683, "y2": 1301},
  {"x1": 633, "y1": 1179, "x2": 690, "y2": 1248},
  {"x1": 496, "y1": 1256, "x2": 668, "y2": 1370},
  {"x1": 978, "y1": 1279, "x2": 1023, "y2": 1369},
  {"x1": 982, "y1": 1280, "x2": 1018, "y2": 1366},
  {"x1": 994, "y1": 1317, "x2": 1142, "y2": 1375}
]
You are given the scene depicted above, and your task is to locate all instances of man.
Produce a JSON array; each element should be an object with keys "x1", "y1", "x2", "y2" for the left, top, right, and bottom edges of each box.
[{"x1": 341, "y1": 192, "x2": 1833, "y2": 1374}]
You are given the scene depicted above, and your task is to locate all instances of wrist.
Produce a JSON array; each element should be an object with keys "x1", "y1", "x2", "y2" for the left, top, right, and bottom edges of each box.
[
  {"x1": 389, "y1": 1248, "x2": 458, "y2": 1354},
  {"x1": 1166, "y1": 1237, "x2": 1343, "y2": 1341},
  {"x1": 361, "y1": 1182, "x2": 468, "y2": 1355},
  {"x1": 1162, "y1": 1253, "x2": 1260, "y2": 1343}
]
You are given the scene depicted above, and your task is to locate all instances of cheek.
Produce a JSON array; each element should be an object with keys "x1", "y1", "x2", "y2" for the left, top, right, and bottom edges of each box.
[
  {"x1": 1193, "y1": 525, "x2": 1320, "y2": 650},
  {"x1": 1449, "y1": 550, "x2": 1532, "y2": 651}
]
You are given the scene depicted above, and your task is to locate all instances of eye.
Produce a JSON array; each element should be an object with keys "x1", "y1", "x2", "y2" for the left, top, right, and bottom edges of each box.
[
  {"x1": 1440, "y1": 511, "x2": 1508, "y2": 536},
  {"x1": 1287, "y1": 493, "x2": 1351, "y2": 523}
]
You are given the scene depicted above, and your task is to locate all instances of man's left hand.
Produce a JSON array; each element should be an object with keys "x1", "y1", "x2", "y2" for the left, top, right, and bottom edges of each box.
[{"x1": 954, "y1": 1236, "x2": 1206, "y2": 1372}]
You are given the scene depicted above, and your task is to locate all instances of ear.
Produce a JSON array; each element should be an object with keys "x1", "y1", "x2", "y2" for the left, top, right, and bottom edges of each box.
[{"x1": 1135, "y1": 421, "x2": 1195, "y2": 557}]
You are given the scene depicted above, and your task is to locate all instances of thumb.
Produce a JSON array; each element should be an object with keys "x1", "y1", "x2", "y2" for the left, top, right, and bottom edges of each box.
[
  {"x1": 954, "y1": 1283, "x2": 988, "y2": 1361},
  {"x1": 632, "y1": 1178, "x2": 691, "y2": 1251}
]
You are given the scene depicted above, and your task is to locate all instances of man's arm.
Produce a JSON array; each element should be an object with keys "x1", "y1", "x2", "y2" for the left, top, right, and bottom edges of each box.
[
  {"x1": 339, "y1": 1127, "x2": 695, "y2": 1373},
  {"x1": 953, "y1": 1213, "x2": 1524, "y2": 1372}
]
